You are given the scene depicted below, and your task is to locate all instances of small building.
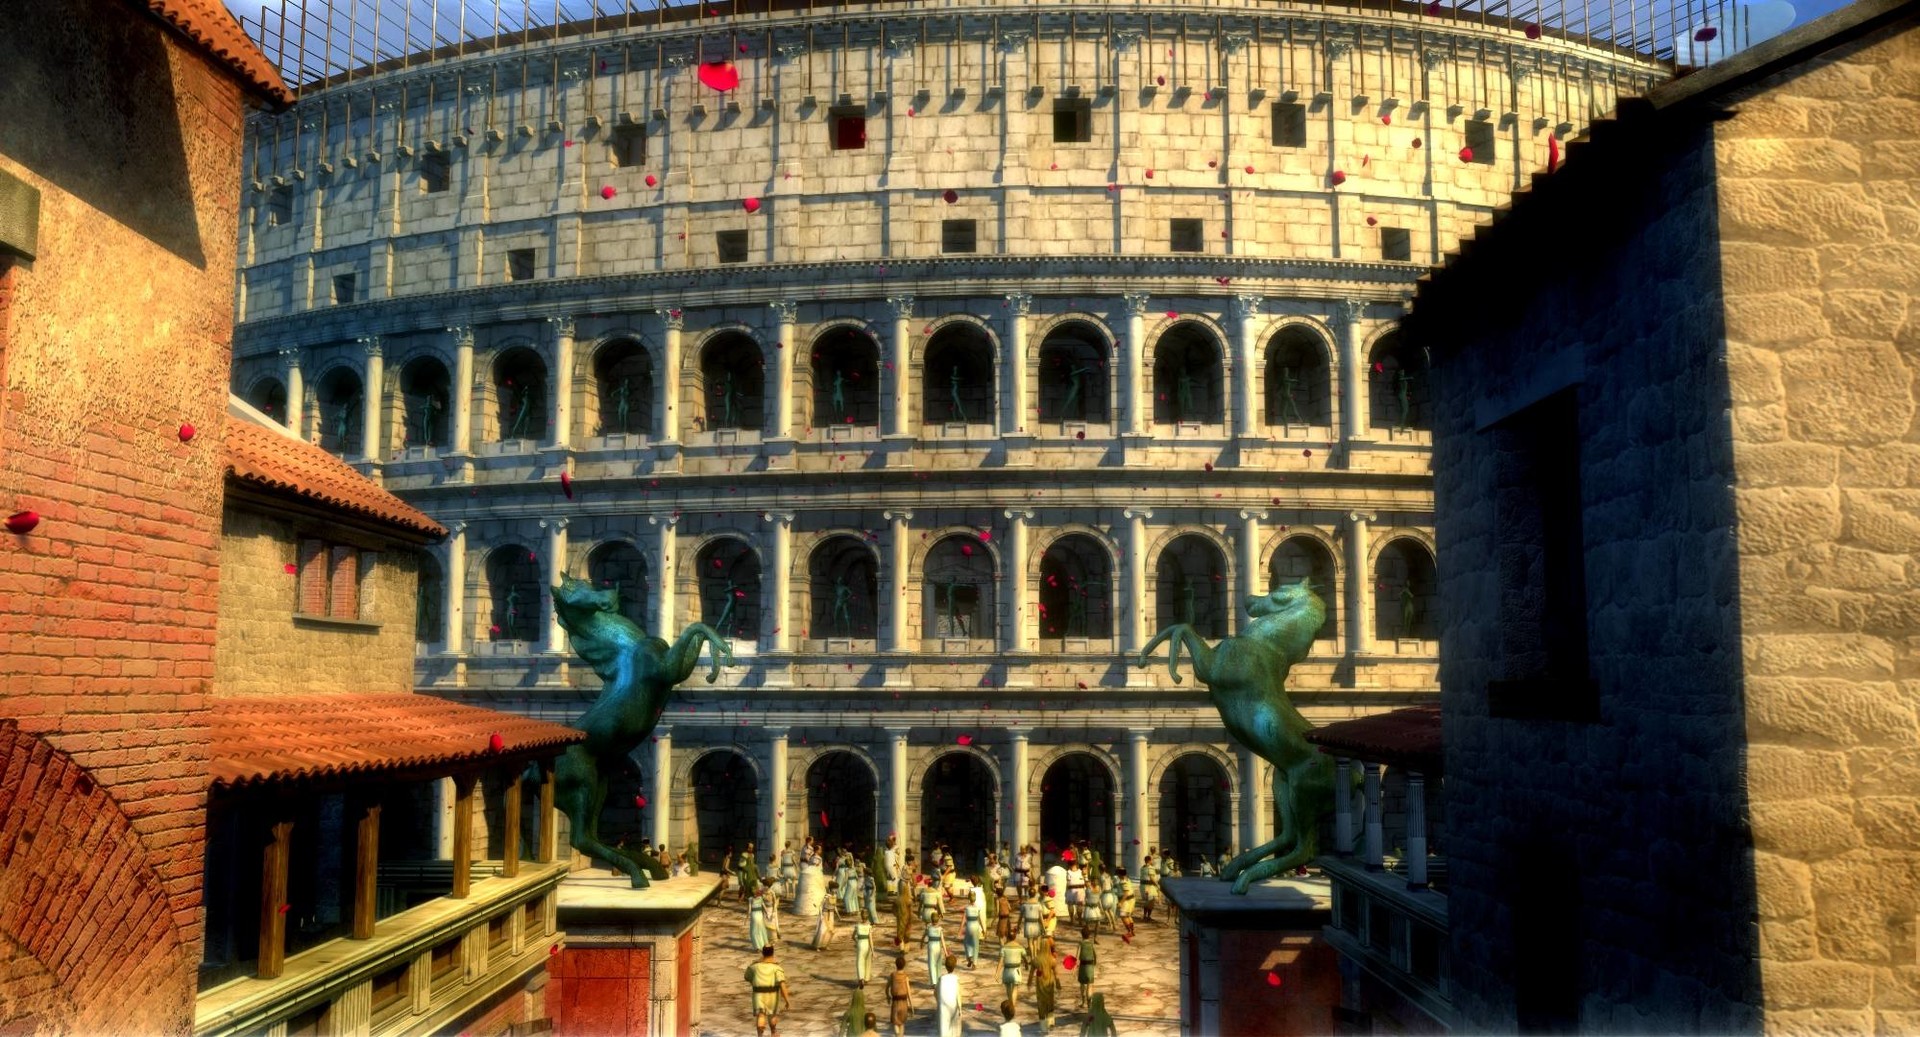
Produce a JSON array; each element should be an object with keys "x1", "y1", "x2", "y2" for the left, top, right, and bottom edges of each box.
[{"x1": 1403, "y1": 0, "x2": 1920, "y2": 1030}]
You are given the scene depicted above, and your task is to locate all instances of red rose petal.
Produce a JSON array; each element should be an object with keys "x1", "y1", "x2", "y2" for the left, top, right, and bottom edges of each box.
[
  {"x1": 1063, "y1": 955, "x2": 1078, "y2": 970},
  {"x1": 1145, "y1": 168, "x2": 1154, "y2": 179},
  {"x1": 279, "y1": 903, "x2": 290, "y2": 914},
  {"x1": 490, "y1": 624, "x2": 502, "y2": 635},
  {"x1": 1382, "y1": 114, "x2": 1392, "y2": 125},
  {"x1": 1165, "y1": 310, "x2": 1179, "y2": 320},
  {"x1": 1695, "y1": 25, "x2": 1719, "y2": 41},
  {"x1": 961, "y1": 544, "x2": 973, "y2": 556},
  {"x1": 563, "y1": 139, "x2": 574, "y2": 148},
  {"x1": 1330, "y1": 170, "x2": 1346, "y2": 186},
  {"x1": 1525, "y1": 22, "x2": 1542, "y2": 38},
  {"x1": 1075, "y1": 430, "x2": 1085, "y2": 440},
  {"x1": 601, "y1": 185, "x2": 616, "y2": 199},
  {"x1": 742, "y1": 196, "x2": 761, "y2": 213},
  {"x1": 1076, "y1": 681, "x2": 1088, "y2": 689},
  {"x1": 1267, "y1": 970, "x2": 1283, "y2": 987},
  {"x1": 1245, "y1": 164, "x2": 1256, "y2": 174},
  {"x1": 1204, "y1": 462, "x2": 1214, "y2": 472},
  {"x1": 178, "y1": 422, "x2": 196, "y2": 442},
  {"x1": 1459, "y1": 146, "x2": 1474, "y2": 162},
  {"x1": 1373, "y1": 361, "x2": 1386, "y2": 373},
  {"x1": 645, "y1": 174, "x2": 658, "y2": 187},
  {"x1": 1303, "y1": 448, "x2": 1313, "y2": 457},
  {"x1": 560, "y1": 471, "x2": 574, "y2": 498},
  {"x1": 1107, "y1": 182, "x2": 1118, "y2": 192},
  {"x1": 284, "y1": 563, "x2": 298, "y2": 574},
  {"x1": 697, "y1": 61, "x2": 740, "y2": 92},
  {"x1": 5, "y1": 511, "x2": 39, "y2": 535},
  {"x1": 1413, "y1": 137, "x2": 1424, "y2": 149},
  {"x1": 635, "y1": 794, "x2": 648, "y2": 808},
  {"x1": 740, "y1": 42, "x2": 750, "y2": 52},
  {"x1": 1426, "y1": 0, "x2": 1442, "y2": 11},
  {"x1": 1548, "y1": 133, "x2": 1560, "y2": 173},
  {"x1": 957, "y1": 734, "x2": 972, "y2": 746},
  {"x1": 943, "y1": 189, "x2": 958, "y2": 204},
  {"x1": 489, "y1": 732, "x2": 505, "y2": 752},
  {"x1": 1156, "y1": 75, "x2": 1166, "y2": 86},
  {"x1": 1366, "y1": 216, "x2": 1378, "y2": 226}
]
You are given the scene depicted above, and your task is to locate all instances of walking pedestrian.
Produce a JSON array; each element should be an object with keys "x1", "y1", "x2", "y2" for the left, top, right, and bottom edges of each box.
[
  {"x1": 1031, "y1": 936, "x2": 1061, "y2": 1030},
  {"x1": 854, "y1": 913, "x2": 875, "y2": 987},
  {"x1": 740, "y1": 842, "x2": 761, "y2": 903},
  {"x1": 744, "y1": 945, "x2": 792, "y2": 1037},
  {"x1": 999, "y1": 931, "x2": 1029, "y2": 1011},
  {"x1": 749, "y1": 882, "x2": 771, "y2": 951},
  {"x1": 998, "y1": 999, "x2": 1022, "y2": 1037},
  {"x1": 1075, "y1": 927, "x2": 1099, "y2": 1010},
  {"x1": 924, "y1": 919, "x2": 947, "y2": 982},
  {"x1": 1080, "y1": 992, "x2": 1116, "y2": 1037},
  {"x1": 936, "y1": 954, "x2": 961, "y2": 1037},
  {"x1": 887, "y1": 956, "x2": 914, "y2": 1035},
  {"x1": 963, "y1": 883, "x2": 985, "y2": 967}
]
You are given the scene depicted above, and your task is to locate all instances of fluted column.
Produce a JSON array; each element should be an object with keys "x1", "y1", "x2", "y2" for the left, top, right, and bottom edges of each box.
[
  {"x1": 540, "y1": 517, "x2": 569, "y2": 653},
  {"x1": 279, "y1": 348, "x2": 305, "y2": 438},
  {"x1": 1362, "y1": 762, "x2": 1384, "y2": 870},
  {"x1": 1337, "y1": 300, "x2": 1367, "y2": 444},
  {"x1": 652, "y1": 728, "x2": 673, "y2": 850},
  {"x1": 763, "y1": 512, "x2": 795, "y2": 652},
  {"x1": 1238, "y1": 745, "x2": 1265, "y2": 852},
  {"x1": 767, "y1": 727, "x2": 789, "y2": 853},
  {"x1": 1127, "y1": 730, "x2": 1151, "y2": 876},
  {"x1": 1231, "y1": 294, "x2": 1261, "y2": 437},
  {"x1": 1122, "y1": 293, "x2": 1151, "y2": 435},
  {"x1": 358, "y1": 336, "x2": 383, "y2": 460},
  {"x1": 1333, "y1": 757, "x2": 1355, "y2": 855},
  {"x1": 884, "y1": 509, "x2": 913, "y2": 651},
  {"x1": 658, "y1": 309, "x2": 683, "y2": 444},
  {"x1": 1002, "y1": 509, "x2": 1033, "y2": 651},
  {"x1": 1008, "y1": 727, "x2": 1031, "y2": 850},
  {"x1": 652, "y1": 513, "x2": 678, "y2": 636},
  {"x1": 1406, "y1": 771, "x2": 1429, "y2": 889},
  {"x1": 448, "y1": 326, "x2": 474, "y2": 454},
  {"x1": 1123, "y1": 508, "x2": 1153, "y2": 651},
  {"x1": 886, "y1": 296, "x2": 914, "y2": 437},
  {"x1": 548, "y1": 316, "x2": 575, "y2": 450},
  {"x1": 1004, "y1": 293, "x2": 1033, "y2": 434},
  {"x1": 1238, "y1": 510, "x2": 1267, "y2": 632},
  {"x1": 1347, "y1": 511, "x2": 1376, "y2": 656},
  {"x1": 768, "y1": 301, "x2": 797, "y2": 438},
  {"x1": 886, "y1": 727, "x2": 910, "y2": 843},
  {"x1": 444, "y1": 522, "x2": 467, "y2": 653}
]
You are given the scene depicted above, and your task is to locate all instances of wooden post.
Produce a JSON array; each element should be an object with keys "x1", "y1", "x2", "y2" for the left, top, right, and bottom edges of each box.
[
  {"x1": 502, "y1": 767, "x2": 522, "y2": 879},
  {"x1": 452, "y1": 774, "x2": 476, "y2": 898},
  {"x1": 258, "y1": 816, "x2": 294, "y2": 979},
  {"x1": 352, "y1": 797, "x2": 382, "y2": 939},
  {"x1": 537, "y1": 758, "x2": 557, "y2": 864}
]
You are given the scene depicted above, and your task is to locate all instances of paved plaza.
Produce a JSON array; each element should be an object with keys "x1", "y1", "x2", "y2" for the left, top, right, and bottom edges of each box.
[{"x1": 698, "y1": 888, "x2": 1183, "y2": 1037}]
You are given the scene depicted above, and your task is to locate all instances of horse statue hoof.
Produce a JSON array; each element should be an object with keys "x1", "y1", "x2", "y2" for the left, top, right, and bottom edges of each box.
[{"x1": 630, "y1": 873, "x2": 651, "y2": 889}]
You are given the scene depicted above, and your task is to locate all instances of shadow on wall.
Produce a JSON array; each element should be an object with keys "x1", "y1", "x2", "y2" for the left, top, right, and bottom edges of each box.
[{"x1": 0, "y1": 0, "x2": 208, "y2": 268}]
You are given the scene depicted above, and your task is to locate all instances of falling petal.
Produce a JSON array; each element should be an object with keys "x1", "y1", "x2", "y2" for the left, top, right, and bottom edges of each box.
[
  {"x1": 1063, "y1": 954, "x2": 1078, "y2": 970},
  {"x1": 1367, "y1": 216, "x2": 1378, "y2": 226},
  {"x1": 560, "y1": 471, "x2": 574, "y2": 498},
  {"x1": 284, "y1": 563, "x2": 297, "y2": 574},
  {"x1": 1145, "y1": 168, "x2": 1154, "y2": 178},
  {"x1": 6, "y1": 511, "x2": 40, "y2": 535},
  {"x1": 1303, "y1": 448, "x2": 1313, "y2": 457},
  {"x1": 635, "y1": 794, "x2": 648, "y2": 808},
  {"x1": 742, "y1": 196, "x2": 761, "y2": 213},
  {"x1": 943, "y1": 189, "x2": 959, "y2": 204},
  {"x1": 697, "y1": 61, "x2": 741, "y2": 92},
  {"x1": 957, "y1": 734, "x2": 973, "y2": 746},
  {"x1": 1207, "y1": 158, "x2": 1218, "y2": 168},
  {"x1": 1695, "y1": 25, "x2": 1719, "y2": 41},
  {"x1": 1267, "y1": 971, "x2": 1283, "y2": 987},
  {"x1": 178, "y1": 422, "x2": 196, "y2": 442},
  {"x1": 645, "y1": 174, "x2": 658, "y2": 187},
  {"x1": 1077, "y1": 681, "x2": 1088, "y2": 689},
  {"x1": 1459, "y1": 146, "x2": 1474, "y2": 162},
  {"x1": 1525, "y1": 22, "x2": 1542, "y2": 38},
  {"x1": 1244, "y1": 164, "x2": 1256, "y2": 174},
  {"x1": 601, "y1": 185, "x2": 616, "y2": 199},
  {"x1": 1548, "y1": 133, "x2": 1561, "y2": 173},
  {"x1": 1413, "y1": 137, "x2": 1424, "y2": 149},
  {"x1": 1330, "y1": 170, "x2": 1346, "y2": 186},
  {"x1": 1382, "y1": 114, "x2": 1392, "y2": 125},
  {"x1": 1156, "y1": 75, "x2": 1166, "y2": 86}
]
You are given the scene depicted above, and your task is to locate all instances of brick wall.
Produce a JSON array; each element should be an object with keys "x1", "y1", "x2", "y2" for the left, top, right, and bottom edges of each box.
[
  {"x1": 0, "y1": 0, "x2": 254, "y2": 1025},
  {"x1": 1712, "y1": 16, "x2": 1920, "y2": 1032}
]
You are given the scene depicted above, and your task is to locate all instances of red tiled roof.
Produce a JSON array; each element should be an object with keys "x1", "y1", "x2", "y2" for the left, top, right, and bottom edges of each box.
[
  {"x1": 209, "y1": 693, "x2": 583, "y2": 790},
  {"x1": 138, "y1": 0, "x2": 293, "y2": 106},
  {"x1": 225, "y1": 420, "x2": 447, "y2": 539},
  {"x1": 1305, "y1": 705, "x2": 1444, "y2": 773}
]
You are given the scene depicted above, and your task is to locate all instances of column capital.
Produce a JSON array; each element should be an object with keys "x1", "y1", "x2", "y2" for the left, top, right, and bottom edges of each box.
[
  {"x1": 651, "y1": 513, "x2": 681, "y2": 530},
  {"x1": 1004, "y1": 292, "x2": 1034, "y2": 317},
  {"x1": 539, "y1": 516, "x2": 570, "y2": 532},
  {"x1": 446, "y1": 325, "x2": 475, "y2": 348},
  {"x1": 883, "y1": 726, "x2": 913, "y2": 740},
  {"x1": 1123, "y1": 507, "x2": 1154, "y2": 522},
  {"x1": 1347, "y1": 511, "x2": 1377, "y2": 524},
  {"x1": 277, "y1": 347, "x2": 303, "y2": 365},
  {"x1": 761, "y1": 511, "x2": 797, "y2": 528},
  {"x1": 1005, "y1": 724, "x2": 1033, "y2": 740},
  {"x1": 1229, "y1": 294, "x2": 1264, "y2": 322},
  {"x1": 1336, "y1": 300, "x2": 1367, "y2": 327},
  {"x1": 1002, "y1": 508, "x2": 1035, "y2": 523},
  {"x1": 886, "y1": 295, "x2": 916, "y2": 320},
  {"x1": 883, "y1": 509, "x2": 914, "y2": 523},
  {"x1": 447, "y1": 520, "x2": 468, "y2": 535},
  {"x1": 547, "y1": 314, "x2": 577, "y2": 339},
  {"x1": 654, "y1": 724, "x2": 673, "y2": 740},
  {"x1": 1120, "y1": 292, "x2": 1152, "y2": 316},
  {"x1": 357, "y1": 335, "x2": 383, "y2": 357},
  {"x1": 1128, "y1": 729, "x2": 1151, "y2": 744},
  {"x1": 765, "y1": 726, "x2": 790, "y2": 740},
  {"x1": 767, "y1": 299, "x2": 799, "y2": 323},
  {"x1": 657, "y1": 307, "x2": 685, "y2": 330},
  {"x1": 1238, "y1": 509, "x2": 1270, "y2": 523}
]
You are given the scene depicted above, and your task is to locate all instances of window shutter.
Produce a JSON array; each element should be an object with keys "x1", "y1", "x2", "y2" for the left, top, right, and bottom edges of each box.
[
  {"x1": 298, "y1": 539, "x2": 327, "y2": 615},
  {"x1": 329, "y1": 545, "x2": 359, "y2": 619}
]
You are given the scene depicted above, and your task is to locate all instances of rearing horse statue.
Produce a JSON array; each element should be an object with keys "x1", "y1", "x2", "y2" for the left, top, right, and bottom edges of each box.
[
  {"x1": 1137, "y1": 579, "x2": 1345, "y2": 894},
  {"x1": 549, "y1": 573, "x2": 734, "y2": 887}
]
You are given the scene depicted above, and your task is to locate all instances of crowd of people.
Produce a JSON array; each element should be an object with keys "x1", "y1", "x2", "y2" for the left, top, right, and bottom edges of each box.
[{"x1": 718, "y1": 833, "x2": 1231, "y2": 1037}]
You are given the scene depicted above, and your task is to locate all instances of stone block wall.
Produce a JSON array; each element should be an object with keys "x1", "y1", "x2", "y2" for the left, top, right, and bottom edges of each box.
[{"x1": 1712, "y1": 16, "x2": 1920, "y2": 1033}]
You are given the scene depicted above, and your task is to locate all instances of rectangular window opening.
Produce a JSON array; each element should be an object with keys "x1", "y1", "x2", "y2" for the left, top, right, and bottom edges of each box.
[
  {"x1": 830, "y1": 108, "x2": 868, "y2": 150},
  {"x1": 941, "y1": 219, "x2": 977, "y2": 255},
  {"x1": 1380, "y1": 227, "x2": 1412, "y2": 263},
  {"x1": 506, "y1": 249, "x2": 536, "y2": 282},
  {"x1": 332, "y1": 273, "x2": 356, "y2": 305},
  {"x1": 1272, "y1": 102, "x2": 1308, "y2": 148},
  {"x1": 420, "y1": 152, "x2": 451, "y2": 193},
  {"x1": 268, "y1": 186, "x2": 295, "y2": 226},
  {"x1": 1466, "y1": 120, "x2": 1496, "y2": 164},
  {"x1": 1053, "y1": 99, "x2": 1093, "y2": 143},
  {"x1": 1169, "y1": 218, "x2": 1204, "y2": 253},
  {"x1": 716, "y1": 230, "x2": 749, "y2": 264},
  {"x1": 611, "y1": 124, "x2": 647, "y2": 167}
]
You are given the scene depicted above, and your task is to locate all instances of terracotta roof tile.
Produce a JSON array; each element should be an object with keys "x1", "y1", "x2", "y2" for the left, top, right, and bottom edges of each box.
[
  {"x1": 209, "y1": 693, "x2": 582, "y2": 789},
  {"x1": 1305, "y1": 705, "x2": 1443, "y2": 773},
  {"x1": 225, "y1": 420, "x2": 447, "y2": 539},
  {"x1": 139, "y1": 0, "x2": 293, "y2": 106}
]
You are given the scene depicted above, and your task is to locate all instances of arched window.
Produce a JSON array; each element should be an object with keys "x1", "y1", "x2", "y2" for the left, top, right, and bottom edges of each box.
[
  {"x1": 415, "y1": 551, "x2": 444, "y2": 644},
  {"x1": 1369, "y1": 333, "x2": 1430, "y2": 433},
  {"x1": 1038, "y1": 534, "x2": 1112, "y2": 640},
  {"x1": 586, "y1": 541, "x2": 651, "y2": 633},
  {"x1": 1036, "y1": 322, "x2": 1110, "y2": 423},
  {"x1": 1264, "y1": 327, "x2": 1332, "y2": 428},
  {"x1": 1269, "y1": 537, "x2": 1338, "y2": 643},
  {"x1": 1153, "y1": 323, "x2": 1225, "y2": 425},
  {"x1": 485, "y1": 545, "x2": 542, "y2": 642},
  {"x1": 595, "y1": 339, "x2": 654, "y2": 437},
  {"x1": 246, "y1": 377, "x2": 288, "y2": 425},
  {"x1": 809, "y1": 328, "x2": 880, "y2": 429},
  {"x1": 1375, "y1": 539, "x2": 1438, "y2": 641},
  {"x1": 699, "y1": 333, "x2": 765, "y2": 432},
  {"x1": 922, "y1": 326, "x2": 994, "y2": 426},
  {"x1": 399, "y1": 357, "x2": 452, "y2": 450},
  {"x1": 697, "y1": 538, "x2": 762, "y2": 642},
  {"x1": 315, "y1": 368, "x2": 364, "y2": 455},
  {"x1": 922, "y1": 534, "x2": 995, "y2": 640},
  {"x1": 1155, "y1": 534, "x2": 1229, "y2": 638},
  {"x1": 807, "y1": 535, "x2": 879, "y2": 641},
  {"x1": 493, "y1": 347, "x2": 549, "y2": 443}
]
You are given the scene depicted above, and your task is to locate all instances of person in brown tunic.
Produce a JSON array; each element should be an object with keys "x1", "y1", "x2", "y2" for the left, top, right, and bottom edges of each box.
[
  {"x1": 887, "y1": 955, "x2": 914, "y2": 1034},
  {"x1": 995, "y1": 888, "x2": 1015, "y2": 943},
  {"x1": 1030, "y1": 936, "x2": 1061, "y2": 1029}
]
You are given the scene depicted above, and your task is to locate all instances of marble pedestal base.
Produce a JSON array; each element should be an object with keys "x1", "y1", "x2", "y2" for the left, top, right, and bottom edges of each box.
[
  {"x1": 1163, "y1": 875, "x2": 1339, "y2": 1037},
  {"x1": 549, "y1": 872, "x2": 724, "y2": 1037}
]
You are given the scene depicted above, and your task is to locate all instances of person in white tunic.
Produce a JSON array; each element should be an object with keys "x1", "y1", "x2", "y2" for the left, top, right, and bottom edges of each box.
[
  {"x1": 924, "y1": 920, "x2": 947, "y2": 983},
  {"x1": 813, "y1": 890, "x2": 839, "y2": 950},
  {"x1": 936, "y1": 955, "x2": 962, "y2": 1037},
  {"x1": 853, "y1": 915, "x2": 875, "y2": 988}
]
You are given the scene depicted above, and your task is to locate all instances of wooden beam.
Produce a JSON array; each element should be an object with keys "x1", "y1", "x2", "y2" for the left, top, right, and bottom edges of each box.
[
  {"x1": 258, "y1": 816, "x2": 293, "y2": 979},
  {"x1": 502, "y1": 768, "x2": 523, "y2": 879},
  {"x1": 352, "y1": 797, "x2": 382, "y2": 939},
  {"x1": 536, "y1": 758, "x2": 557, "y2": 864},
  {"x1": 452, "y1": 774, "x2": 476, "y2": 898}
]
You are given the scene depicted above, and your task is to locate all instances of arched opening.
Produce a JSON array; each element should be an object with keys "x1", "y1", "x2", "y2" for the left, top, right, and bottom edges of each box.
[
  {"x1": 1037, "y1": 322, "x2": 1109, "y2": 423},
  {"x1": 920, "y1": 751, "x2": 996, "y2": 872},
  {"x1": 922, "y1": 325, "x2": 994, "y2": 426},
  {"x1": 921, "y1": 534, "x2": 995, "y2": 641},
  {"x1": 1158, "y1": 754, "x2": 1233, "y2": 871},
  {"x1": 493, "y1": 347, "x2": 549, "y2": 443},
  {"x1": 1264, "y1": 327, "x2": 1332, "y2": 428},
  {"x1": 315, "y1": 368, "x2": 363, "y2": 455},
  {"x1": 415, "y1": 551, "x2": 444, "y2": 644},
  {"x1": 1039, "y1": 753, "x2": 1115, "y2": 864},
  {"x1": 586, "y1": 541, "x2": 650, "y2": 633},
  {"x1": 1155, "y1": 534, "x2": 1229, "y2": 638},
  {"x1": 807, "y1": 535, "x2": 879, "y2": 642},
  {"x1": 246, "y1": 377, "x2": 288, "y2": 425},
  {"x1": 807, "y1": 751, "x2": 877, "y2": 855},
  {"x1": 809, "y1": 327, "x2": 880, "y2": 429},
  {"x1": 698, "y1": 332, "x2": 765, "y2": 432},
  {"x1": 690, "y1": 750, "x2": 759, "y2": 868},
  {"x1": 1369, "y1": 333, "x2": 1430, "y2": 433},
  {"x1": 1269, "y1": 538, "x2": 1338, "y2": 643},
  {"x1": 594, "y1": 339, "x2": 654, "y2": 437},
  {"x1": 1038, "y1": 534, "x2": 1112, "y2": 641},
  {"x1": 1152, "y1": 323, "x2": 1224, "y2": 425},
  {"x1": 399, "y1": 357, "x2": 452, "y2": 451},
  {"x1": 697, "y1": 537, "x2": 761, "y2": 643},
  {"x1": 1375, "y1": 539, "x2": 1439, "y2": 641},
  {"x1": 484, "y1": 545, "x2": 542, "y2": 642}
]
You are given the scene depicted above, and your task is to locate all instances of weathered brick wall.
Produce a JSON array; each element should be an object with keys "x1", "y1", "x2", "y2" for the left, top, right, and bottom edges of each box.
[
  {"x1": 0, "y1": 0, "x2": 253, "y2": 1025},
  {"x1": 1712, "y1": 18, "x2": 1920, "y2": 1033},
  {"x1": 214, "y1": 506, "x2": 422, "y2": 697},
  {"x1": 1415, "y1": 111, "x2": 1761, "y2": 1031}
]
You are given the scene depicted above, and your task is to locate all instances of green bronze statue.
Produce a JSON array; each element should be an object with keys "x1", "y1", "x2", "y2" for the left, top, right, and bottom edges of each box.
[
  {"x1": 548, "y1": 573, "x2": 735, "y2": 887},
  {"x1": 1136, "y1": 578, "x2": 1351, "y2": 894}
]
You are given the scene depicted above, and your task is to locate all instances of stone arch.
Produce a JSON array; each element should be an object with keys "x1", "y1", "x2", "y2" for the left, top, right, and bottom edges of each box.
[
  {"x1": 583, "y1": 539, "x2": 651, "y2": 633},
  {"x1": 1028, "y1": 524, "x2": 1122, "y2": 581},
  {"x1": 1367, "y1": 331, "x2": 1430, "y2": 434},
  {"x1": 1150, "y1": 320, "x2": 1228, "y2": 425},
  {"x1": 415, "y1": 548, "x2": 445, "y2": 644},
  {"x1": 1374, "y1": 535, "x2": 1439, "y2": 641},
  {"x1": 242, "y1": 373, "x2": 289, "y2": 426},
  {"x1": 682, "y1": 747, "x2": 761, "y2": 866},
  {"x1": 1028, "y1": 312, "x2": 1118, "y2": 356},
  {"x1": 1154, "y1": 749, "x2": 1238, "y2": 869},
  {"x1": 907, "y1": 744, "x2": 1006, "y2": 797},
  {"x1": 920, "y1": 322, "x2": 997, "y2": 428},
  {"x1": 1033, "y1": 746, "x2": 1122, "y2": 862},
  {"x1": 1146, "y1": 743, "x2": 1238, "y2": 797},
  {"x1": 805, "y1": 323, "x2": 881, "y2": 430},
  {"x1": 915, "y1": 747, "x2": 1002, "y2": 868},
  {"x1": 695, "y1": 534, "x2": 762, "y2": 642},
  {"x1": 804, "y1": 748, "x2": 882, "y2": 852},
  {"x1": 1036, "y1": 530, "x2": 1116, "y2": 642},
  {"x1": 1268, "y1": 533, "x2": 1340, "y2": 643},
  {"x1": 396, "y1": 354, "x2": 453, "y2": 452},
  {"x1": 1028, "y1": 744, "x2": 1124, "y2": 802},
  {"x1": 805, "y1": 532, "x2": 882, "y2": 643},
  {"x1": 482, "y1": 544, "x2": 544, "y2": 642},
  {"x1": 915, "y1": 312, "x2": 1004, "y2": 363},
  {"x1": 1263, "y1": 322, "x2": 1335, "y2": 428},
  {"x1": 693, "y1": 326, "x2": 766, "y2": 433},
  {"x1": 1151, "y1": 530, "x2": 1233, "y2": 638},
  {"x1": 311, "y1": 363, "x2": 365, "y2": 455},
  {"x1": 920, "y1": 532, "x2": 997, "y2": 642},
  {"x1": 490, "y1": 342, "x2": 549, "y2": 444},
  {"x1": 1035, "y1": 319, "x2": 1114, "y2": 424},
  {"x1": 0, "y1": 722, "x2": 190, "y2": 1034},
  {"x1": 590, "y1": 334, "x2": 654, "y2": 438}
]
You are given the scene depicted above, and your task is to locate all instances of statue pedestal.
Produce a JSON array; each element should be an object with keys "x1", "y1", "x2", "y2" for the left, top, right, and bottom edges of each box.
[
  {"x1": 549, "y1": 872, "x2": 723, "y2": 1037},
  {"x1": 1163, "y1": 875, "x2": 1340, "y2": 1037},
  {"x1": 795, "y1": 865, "x2": 827, "y2": 915}
]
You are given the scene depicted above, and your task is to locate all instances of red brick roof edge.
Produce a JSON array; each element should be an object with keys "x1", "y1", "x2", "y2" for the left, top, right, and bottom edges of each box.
[
  {"x1": 224, "y1": 419, "x2": 448, "y2": 539},
  {"x1": 1304, "y1": 705, "x2": 1443, "y2": 772},
  {"x1": 138, "y1": 0, "x2": 293, "y2": 106}
]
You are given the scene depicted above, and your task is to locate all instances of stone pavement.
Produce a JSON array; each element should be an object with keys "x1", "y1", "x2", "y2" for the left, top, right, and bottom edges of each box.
[{"x1": 698, "y1": 889, "x2": 1183, "y2": 1037}]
